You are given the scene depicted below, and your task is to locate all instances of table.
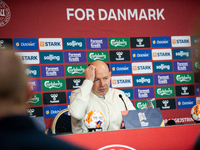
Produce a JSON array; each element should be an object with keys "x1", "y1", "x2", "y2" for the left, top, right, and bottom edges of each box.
[{"x1": 56, "y1": 124, "x2": 200, "y2": 150}]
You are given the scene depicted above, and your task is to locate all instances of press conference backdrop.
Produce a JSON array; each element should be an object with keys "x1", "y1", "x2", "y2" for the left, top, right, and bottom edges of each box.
[{"x1": 0, "y1": 0, "x2": 200, "y2": 129}]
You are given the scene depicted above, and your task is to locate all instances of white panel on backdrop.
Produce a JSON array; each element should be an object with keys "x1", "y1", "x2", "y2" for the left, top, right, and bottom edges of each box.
[
  {"x1": 111, "y1": 75, "x2": 133, "y2": 88},
  {"x1": 132, "y1": 62, "x2": 153, "y2": 74},
  {"x1": 171, "y1": 36, "x2": 191, "y2": 47},
  {"x1": 152, "y1": 49, "x2": 172, "y2": 60},
  {"x1": 15, "y1": 52, "x2": 39, "y2": 64},
  {"x1": 39, "y1": 38, "x2": 62, "y2": 50}
]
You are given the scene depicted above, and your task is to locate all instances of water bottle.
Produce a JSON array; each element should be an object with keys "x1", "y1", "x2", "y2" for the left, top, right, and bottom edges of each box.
[{"x1": 146, "y1": 98, "x2": 155, "y2": 109}]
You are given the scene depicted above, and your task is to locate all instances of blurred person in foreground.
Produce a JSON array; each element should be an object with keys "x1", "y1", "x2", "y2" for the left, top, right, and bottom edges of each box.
[
  {"x1": 0, "y1": 50, "x2": 82, "y2": 150},
  {"x1": 69, "y1": 60, "x2": 136, "y2": 134}
]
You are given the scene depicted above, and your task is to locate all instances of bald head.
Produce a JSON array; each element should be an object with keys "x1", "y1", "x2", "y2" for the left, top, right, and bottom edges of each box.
[
  {"x1": 91, "y1": 60, "x2": 109, "y2": 73},
  {"x1": 0, "y1": 50, "x2": 27, "y2": 104}
]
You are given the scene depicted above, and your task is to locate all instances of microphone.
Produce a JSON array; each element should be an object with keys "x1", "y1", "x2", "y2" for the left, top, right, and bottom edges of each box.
[{"x1": 119, "y1": 94, "x2": 128, "y2": 110}]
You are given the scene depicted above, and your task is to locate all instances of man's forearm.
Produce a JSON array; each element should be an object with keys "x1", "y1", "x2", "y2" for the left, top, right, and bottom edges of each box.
[{"x1": 69, "y1": 80, "x2": 93, "y2": 120}]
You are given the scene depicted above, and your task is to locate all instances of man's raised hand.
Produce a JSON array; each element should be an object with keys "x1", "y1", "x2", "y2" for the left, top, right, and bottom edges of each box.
[{"x1": 84, "y1": 65, "x2": 96, "y2": 82}]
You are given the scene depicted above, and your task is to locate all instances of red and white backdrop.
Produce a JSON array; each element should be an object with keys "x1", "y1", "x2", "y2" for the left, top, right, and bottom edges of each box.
[{"x1": 1, "y1": 0, "x2": 200, "y2": 129}]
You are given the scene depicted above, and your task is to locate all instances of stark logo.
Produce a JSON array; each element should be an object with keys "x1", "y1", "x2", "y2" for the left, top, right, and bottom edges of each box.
[{"x1": 0, "y1": 1, "x2": 11, "y2": 27}]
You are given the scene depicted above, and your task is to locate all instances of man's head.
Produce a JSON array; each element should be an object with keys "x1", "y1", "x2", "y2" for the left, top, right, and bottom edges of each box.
[
  {"x1": 0, "y1": 50, "x2": 29, "y2": 115},
  {"x1": 91, "y1": 61, "x2": 111, "y2": 96}
]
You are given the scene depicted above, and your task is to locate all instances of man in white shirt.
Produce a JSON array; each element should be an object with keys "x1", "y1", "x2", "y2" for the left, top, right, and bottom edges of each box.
[{"x1": 69, "y1": 60, "x2": 135, "y2": 134}]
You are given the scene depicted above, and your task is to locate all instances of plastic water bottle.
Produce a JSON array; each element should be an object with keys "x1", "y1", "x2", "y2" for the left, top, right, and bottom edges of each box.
[{"x1": 146, "y1": 98, "x2": 155, "y2": 109}]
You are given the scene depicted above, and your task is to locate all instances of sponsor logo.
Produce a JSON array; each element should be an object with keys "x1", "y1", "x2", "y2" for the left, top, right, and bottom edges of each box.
[
  {"x1": 110, "y1": 63, "x2": 131, "y2": 75},
  {"x1": 63, "y1": 38, "x2": 85, "y2": 49},
  {"x1": 156, "y1": 99, "x2": 176, "y2": 110},
  {"x1": 135, "y1": 100, "x2": 155, "y2": 110},
  {"x1": 28, "y1": 79, "x2": 41, "y2": 92},
  {"x1": 0, "y1": 38, "x2": 13, "y2": 50},
  {"x1": 86, "y1": 38, "x2": 108, "y2": 49},
  {"x1": 44, "y1": 105, "x2": 67, "y2": 118},
  {"x1": 131, "y1": 50, "x2": 151, "y2": 61},
  {"x1": 177, "y1": 97, "x2": 196, "y2": 109},
  {"x1": 14, "y1": 38, "x2": 38, "y2": 50},
  {"x1": 164, "y1": 117, "x2": 194, "y2": 124},
  {"x1": 176, "y1": 85, "x2": 194, "y2": 96},
  {"x1": 191, "y1": 36, "x2": 200, "y2": 47},
  {"x1": 130, "y1": 37, "x2": 150, "y2": 48},
  {"x1": 41, "y1": 65, "x2": 64, "y2": 77},
  {"x1": 39, "y1": 38, "x2": 62, "y2": 50},
  {"x1": 65, "y1": 51, "x2": 86, "y2": 63},
  {"x1": 155, "y1": 86, "x2": 175, "y2": 98},
  {"x1": 115, "y1": 52, "x2": 124, "y2": 61},
  {"x1": 132, "y1": 62, "x2": 153, "y2": 74},
  {"x1": 108, "y1": 38, "x2": 129, "y2": 49},
  {"x1": 15, "y1": 52, "x2": 39, "y2": 64},
  {"x1": 42, "y1": 79, "x2": 65, "y2": 91},
  {"x1": 172, "y1": 48, "x2": 191, "y2": 59},
  {"x1": 195, "y1": 73, "x2": 200, "y2": 83},
  {"x1": 27, "y1": 93, "x2": 42, "y2": 106},
  {"x1": 110, "y1": 50, "x2": 130, "y2": 62},
  {"x1": 135, "y1": 101, "x2": 147, "y2": 109},
  {"x1": 67, "y1": 91, "x2": 72, "y2": 103},
  {"x1": 25, "y1": 66, "x2": 40, "y2": 78},
  {"x1": 138, "y1": 112, "x2": 149, "y2": 126},
  {"x1": 152, "y1": 49, "x2": 172, "y2": 60},
  {"x1": 40, "y1": 52, "x2": 63, "y2": 64},
  {"x1": 111, "y1": 76, "x2": 133, "y2": 88},
  {"x1": 65, "y1": 64, "x2": 87, "y2": 76},
  {"x1": 161, "y1": 100, "x2": 170, "y2": 109},
  {"x1": 133, "y1": 75, "x2": 153, "y2": 86},
  {"x1": 171, "y1": 36, "x2": 191, "y2": 47},
  {"x1": 154, "y1": 74, "x2": 174, "y2": 85},
  {"x1": 66, "y1": 78, "x2": 84, "y2": 90},
  {"x1": 87, "y1": 51, "x2": 109, "y2": 62},
  {"x1": 43, "y1": 92, "x2": 66, "y2": 104},
  {"x1": 0, "y1": 1, "x2": 11, "y2": 27},
  {"x1": 153, "y1": 61, "x2": 173, "y2": 73},
  {"x1": 134, "y1": 87, "x2": 154, "y2": 99},
  {"x1": 173, "y1": 61, "x2": 193, "y2": 72},
  {"x1": 174, "y1": 73, "x2": 194, "y2": 84},
  {"x1": 120, "y1": 88, "x2": 134, "y2": 100},
  {"x1": 27, "y1": 107, "x2": 43, "y2": 117},
  {"x1": 151, "y1": 36, "x2": 171, "y2": 48}
]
